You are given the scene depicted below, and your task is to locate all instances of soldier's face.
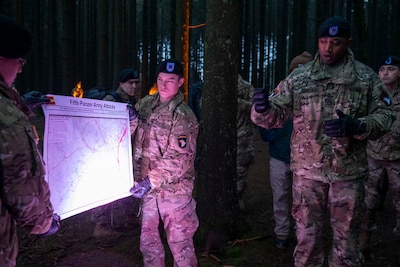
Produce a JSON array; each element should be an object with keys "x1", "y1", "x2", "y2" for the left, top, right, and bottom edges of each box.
[
  {"x1": 318, "y1": 37, "x2": 352, "y2": 65},
  {"x1": 379, "y1": 65, "x2": 400, "y2": 88},
  {"x1": 120, "y1": 78, "x2": 140, "y2": 97},
  {"x1": 0, "y1": 57, "x2": 24, "y2": 86},
  {"x1": 157, "y1": 72, "x2": 184, "y2": 103}
]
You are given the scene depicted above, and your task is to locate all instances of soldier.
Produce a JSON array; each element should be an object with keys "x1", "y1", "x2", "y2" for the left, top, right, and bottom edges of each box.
[
  {"x1": 251, "y1": 16, "x2": 394, "y2": 266},
  {"x1": 103, "y1": 68, "x2": 140, "y2": 104},
  {"x1": 129, "y1": 59, "x2": 199, "y2": 267},
  {"x1": 0, "y1": 13, "x2": 60, "y2": 267},
  {"x1": 360, "y1": 55, "x2": 400, "y2": 257},
  {"x1": 91, "y1": 68, "x2": 141, "y2": 239},
  {"x1": 258, "y1": 51, "x2": 313, "y2": 250},
  {"x1": 236, "y1": 74, "x2": 256, "y2": 209}
]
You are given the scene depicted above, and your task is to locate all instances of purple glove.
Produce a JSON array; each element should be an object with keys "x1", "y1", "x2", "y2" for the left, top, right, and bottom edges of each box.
[
  {"x1": 323, "y1": 110, "x2": 365, "y2": 137},
  {"x1": 253, "y1": 86, "x2": 269, "y2": 113},
  {"x1": 127, "y1": 104, "x2": 138, "y2": 120},
  {"x1": 37, "y1": 213, "x2": 61, "y2": 238},
  {"x1": 22, "y1": 91, "x2": 50, "y2": 109},
  {"x1": 130, "y1": 177, "x2": 151, "y2": 198}
]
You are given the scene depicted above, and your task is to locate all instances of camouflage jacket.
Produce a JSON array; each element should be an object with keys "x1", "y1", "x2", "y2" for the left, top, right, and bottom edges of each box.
[
  {"x1": 251, "y1": 49, "x2": 394, "y2": 183},
  {"x1": 367, "y1": 85, "x2": 400, "y2": 160},
  {"x1": 103, "y1": 86, "x2": 136, "y2": 105},
  {"x1": 237, "y1": 75, "x2": 255, "y2": 163},
  {"x1": 0, "y1": 81, "x2": 54, "y2": 249},
  {"x1": 131, "y1": 91, "x2": 199, "y2": 198}
]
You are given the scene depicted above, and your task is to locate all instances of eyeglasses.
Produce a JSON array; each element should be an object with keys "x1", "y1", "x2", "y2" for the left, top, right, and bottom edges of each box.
[{"x1": 18, "y1": 58, "x2": 27, "y2": 67}]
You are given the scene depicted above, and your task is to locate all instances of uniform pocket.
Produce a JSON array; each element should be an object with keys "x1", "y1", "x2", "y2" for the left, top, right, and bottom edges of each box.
[
  {"x1": 174, "y1": 198, "x2": 197, "y2": 222},
  {"x1": 25, "y1": 125, "x2": 46, "y2": 177}
]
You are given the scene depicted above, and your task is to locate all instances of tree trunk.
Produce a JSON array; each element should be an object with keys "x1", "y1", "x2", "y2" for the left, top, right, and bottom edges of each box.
[{"x1": 196, "y1": 0, "x2": 241, "y2": 251}]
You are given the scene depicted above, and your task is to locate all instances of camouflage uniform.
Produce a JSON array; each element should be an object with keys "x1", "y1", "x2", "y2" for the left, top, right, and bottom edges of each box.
[
  {"x1": 362, "y1": 84, "x2": 400, "y2": 238},
  {"x1": 91, "y1": 86, "x2": 138, "y2": 232},
  {"x1": 236, "y1": 75, "x2": 255, "y2": 197},
  {"x1": 0, "y1": 81, "x2": 54, "y2": 267},
  {"x1": 251, "y1": 49, "x2": 394, "y2": 267},
  {"x1": 103, "y1": 86, "x2": 136, "y2": 104},
  {"x1": 131, "y1": 91, "x2": 199, "y2": 267}
]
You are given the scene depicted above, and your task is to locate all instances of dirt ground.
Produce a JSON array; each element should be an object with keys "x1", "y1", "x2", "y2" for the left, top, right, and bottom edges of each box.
[{"x1": 16, "y1": 131, "x2": 400, "y2": 267}]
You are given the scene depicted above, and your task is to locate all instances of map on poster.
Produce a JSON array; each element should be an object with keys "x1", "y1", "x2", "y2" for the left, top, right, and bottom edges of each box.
[{"x1": 42, "y1": 95, "x2": 134, "y2": 220}]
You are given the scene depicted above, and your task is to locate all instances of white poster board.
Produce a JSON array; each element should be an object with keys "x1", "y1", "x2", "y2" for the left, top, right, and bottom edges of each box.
[{"x1": 42, "y1": 95, "x2": 133, "y2": 220}]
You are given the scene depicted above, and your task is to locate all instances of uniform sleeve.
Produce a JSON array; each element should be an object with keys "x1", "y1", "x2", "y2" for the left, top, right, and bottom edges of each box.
[
  {"x1": 251, "y1": 79, "x2": 292, "y2": 129},
  {"x1": 238, "y1": 81, "x2": 254, "y2": 114},
  {"x1": 356, "y1": 76, "x2": 395, "y2": 140},
  {"x1": 102, "y1": 94, "x2": 114, "y2": 101},
  {"x1": 0, "y1": 109, "x2": 54, "y2": 235}
]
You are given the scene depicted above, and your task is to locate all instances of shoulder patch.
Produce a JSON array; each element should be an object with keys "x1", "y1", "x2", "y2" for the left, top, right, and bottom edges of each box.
[
  {"x1": 380, "y1": 91, "x2": 392, "y2": 106},
  {"x1": 178, "y1": 135, "x2": 187, "y2": 148}
]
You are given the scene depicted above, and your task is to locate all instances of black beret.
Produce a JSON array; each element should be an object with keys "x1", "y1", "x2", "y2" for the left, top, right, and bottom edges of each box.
[
  {"x1": 118, "y1": 68, "x2": 139, "y2": 82},
  {"x1": 155, "y1": 59, "x2": 184, "y2": 78},
  {"x1": 379, "y1": 55, "x2": 400, "y2": 68},
  {"x1": 317, "y1": 16, "x2": 351, "y2": 38},
  {"x1": 0, "y1": 14, "x2": 32, "y2": 58}
]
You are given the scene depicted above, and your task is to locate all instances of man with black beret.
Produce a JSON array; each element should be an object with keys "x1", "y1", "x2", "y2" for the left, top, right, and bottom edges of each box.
[
  {"x1": 251, "y1": 16, "x2": 394, "y2": 266},
  {"x1": 0, "y1": 13, "x2": 60, "y2": 267},
  {"x1": 103, "y1": 68, "x2": 140, "y2": 104},
  {"x1": 361, "y1": 55, "x2": 400, "y2": 257}
]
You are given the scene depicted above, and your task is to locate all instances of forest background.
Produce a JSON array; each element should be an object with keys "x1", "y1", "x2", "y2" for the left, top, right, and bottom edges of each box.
[
  {"x1": 1, "y1": 0, "x2": 399, "y2": 97},
  {"x1": 2, "y1": 0, "x2": 400, "y2": 256}
]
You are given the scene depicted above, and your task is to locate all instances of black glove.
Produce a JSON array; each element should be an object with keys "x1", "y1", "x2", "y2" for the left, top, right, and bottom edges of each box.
[
  {"x1": 127, "y1": 104, "x2": 138, "y2": 120},
  {"x1": 37, "y1": 213, "x2": 61, "y2": 238},
  {"x1": 21, "y1": 91, "x2": 50, "y2": 109},
  {"x1": 253, "y1": 86, "x2": 269, "y2": 113},
  {"x1": 323, "y1": 110, "x2": 365, "y2": 137},
  {"x1": 130, "y1": 177, "x2": 151, "y2": 199}
]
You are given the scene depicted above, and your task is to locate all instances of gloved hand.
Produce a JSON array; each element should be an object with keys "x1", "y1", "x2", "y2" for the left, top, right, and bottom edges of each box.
[
  {"x1": 323, "y1": 110, "x2": 365, "y2": 137},
  {"x1": 127, "y1": 104, "x2": 138, "y2": 120},
  {"x1": 253, "y1": 86, "x2": 269, "y2": 113},
  {"x1": 21, "y1": 91, "x2": 50, "y2": 109},
  {"x1": 37, "y1": 213, "x2": 61, "y2": 238},
  {"x1": 130, "y1": 177, "x2": 151, "y2": 199}
]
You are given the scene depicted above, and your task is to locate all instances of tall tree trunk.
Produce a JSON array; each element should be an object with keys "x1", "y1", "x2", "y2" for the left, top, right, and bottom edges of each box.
[
  {"x1": 258, "y1": 2, "x2": 265, "y2": 87},
  {"x1": 140, "y1": 1, "x2": 150, "y2": 98},
  {"x1": 242, "y1": 0, "x2": 252, "y2": 79},
  {"x1": 353, "y1": 0, "x2": 368, "y2": 63},
  {"x1": 148, "y1": 0, "x2": 158, "y2": 89},
  {"x1": 96, "y1": 1, "x2": 108, "y2": 88},
  {"x1": 274, "y1": 0, "x2": 288, "y2": 83},
  {"x1": 196, "y1": 0, "x2": 241, "y2": 251},
  {"x1": 291, "y1": 0, "x2": 309, "y2": 60}
]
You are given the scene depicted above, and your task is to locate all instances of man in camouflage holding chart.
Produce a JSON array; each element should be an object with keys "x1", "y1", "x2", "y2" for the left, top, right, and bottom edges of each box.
[
  {"x1": 251, "y1": 16, "x2": 394, "y2": 266},
  {"x1": 0, "y1": 13, "x2": 59, "y2": 267},
  {"x1": 129, "y1": 59, "x2": 199, "y2": 267}
]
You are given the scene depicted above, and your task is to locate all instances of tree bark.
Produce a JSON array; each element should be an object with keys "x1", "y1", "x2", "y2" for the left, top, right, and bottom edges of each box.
[{"x1": 196, "y1": 0, "x2": 241, "y2": 251}]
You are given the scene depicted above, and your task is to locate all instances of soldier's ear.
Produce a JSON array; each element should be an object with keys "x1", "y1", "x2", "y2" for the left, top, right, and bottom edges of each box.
[
  {"x1": 346, "y1": 38, "x2": 353, "y2": 47},
  {"x1": 178, "y1": 77, "x2": 185, "y2": 87}
]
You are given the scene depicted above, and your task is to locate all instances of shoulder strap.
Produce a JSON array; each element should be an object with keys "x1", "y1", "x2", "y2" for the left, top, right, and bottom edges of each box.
[{"x1": 108, "y1": 91, "x2": 122, "y2": 102}]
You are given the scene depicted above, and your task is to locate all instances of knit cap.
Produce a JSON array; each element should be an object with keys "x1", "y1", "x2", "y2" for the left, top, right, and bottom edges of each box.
[
  {"x1": 288, "y1": 51, "x2": 313, "y2": 73},
  {"x1": 0, "y1": 14, "x2": 32, "y2": 58}
]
